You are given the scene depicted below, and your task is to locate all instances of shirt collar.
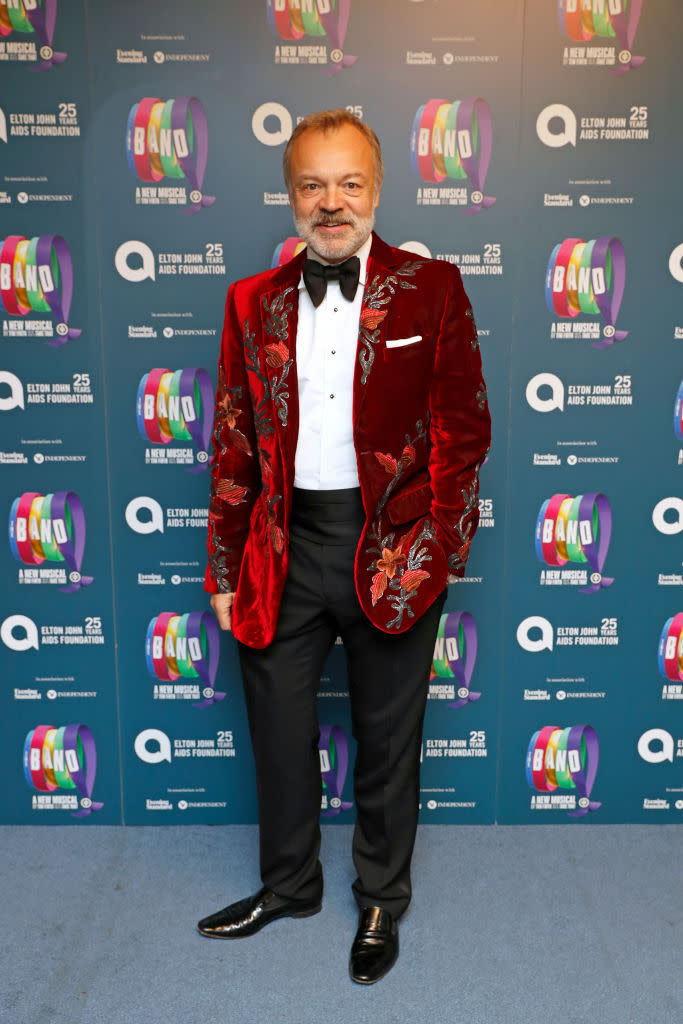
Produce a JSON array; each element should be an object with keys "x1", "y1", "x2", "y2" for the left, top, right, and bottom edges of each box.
[{"x1": 297, "y1": 232, "x2": 372, "y2": 292}]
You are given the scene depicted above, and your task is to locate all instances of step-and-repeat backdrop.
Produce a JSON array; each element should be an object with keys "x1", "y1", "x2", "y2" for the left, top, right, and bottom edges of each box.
[{"x1": 2, "y1": 0, "x2": 681, "y2": 825}]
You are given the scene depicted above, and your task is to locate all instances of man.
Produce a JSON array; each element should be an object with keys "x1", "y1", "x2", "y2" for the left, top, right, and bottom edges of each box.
[{"x1": 198, "y1": 109, "x2": 490, "y2": 984}]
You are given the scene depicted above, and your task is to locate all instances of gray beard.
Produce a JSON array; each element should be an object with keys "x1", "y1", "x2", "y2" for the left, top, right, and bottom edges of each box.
[{"x1": 293, "y1": 211, "x2": 375, "y2": 264}]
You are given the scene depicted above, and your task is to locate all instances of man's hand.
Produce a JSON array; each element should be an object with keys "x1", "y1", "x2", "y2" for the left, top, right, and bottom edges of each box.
[{"x1": 210, "y1": 592, "x2": 235, "y2": 632}]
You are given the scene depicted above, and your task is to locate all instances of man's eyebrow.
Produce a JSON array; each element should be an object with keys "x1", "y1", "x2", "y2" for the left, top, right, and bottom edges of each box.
[{"x1": 294, "y1": 169, "x2": 370, "y2": 182}]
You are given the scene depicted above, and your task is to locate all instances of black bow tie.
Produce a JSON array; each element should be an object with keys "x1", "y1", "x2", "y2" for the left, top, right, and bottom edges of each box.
[{"x1": 302, "y1": 256, "x2": 361, "y2": 308}]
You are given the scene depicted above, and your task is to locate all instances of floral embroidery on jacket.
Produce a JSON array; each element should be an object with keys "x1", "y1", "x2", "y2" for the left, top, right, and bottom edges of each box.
[
  {"x1": 207, "y1": 519, "x2": 233, "y2": 593},
  {"x1": 359, "y1": 261, "x2": 425, "y2": 385},
  {"x1": 365, "y1": 421, "x2": 433, "y2": 629},
  {"x1": 465, "y1": 306, "x2": 479, "y2": 351},
  {"x1": 262, "y1": 290, "x2": 294, "y2": 427},
  {"x1": 244, "y1": 319, "x2": 274, "y2": 442},
  {"x1": 213, "y1": 365, "x2": 252, "y2": 457},
  {"x1": 446, "y1": 456, "x2": 486, "y2": 577}
]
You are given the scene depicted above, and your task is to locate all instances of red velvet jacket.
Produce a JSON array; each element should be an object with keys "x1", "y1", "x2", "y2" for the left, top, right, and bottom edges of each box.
[{"x1": 205, "y1": 233, "x2": 491, "y2": 649}]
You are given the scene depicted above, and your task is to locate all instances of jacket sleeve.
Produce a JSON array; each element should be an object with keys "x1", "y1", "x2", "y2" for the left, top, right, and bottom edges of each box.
[
  {"x1": 428, "y1": 265, "x2": 491, "y2": 579},
  {"x1": 204, "y1": 283, "x2": 260, "y2": 594}
]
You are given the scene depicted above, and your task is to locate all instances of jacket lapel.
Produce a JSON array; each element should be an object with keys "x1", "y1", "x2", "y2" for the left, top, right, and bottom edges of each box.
[{"x1": 354, "y1": 233, "x2": 406, "y2": 422}]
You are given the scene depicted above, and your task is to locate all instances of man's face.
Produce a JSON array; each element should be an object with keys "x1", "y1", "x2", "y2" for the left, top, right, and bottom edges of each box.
[{"x1": 288, "y1": 124, "x2": 381, "y2": 264}]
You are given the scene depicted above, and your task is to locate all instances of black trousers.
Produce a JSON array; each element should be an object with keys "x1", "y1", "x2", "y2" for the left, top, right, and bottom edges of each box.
[{"x1": 238, "y1": 487, "x2": 446, "y2": 919}]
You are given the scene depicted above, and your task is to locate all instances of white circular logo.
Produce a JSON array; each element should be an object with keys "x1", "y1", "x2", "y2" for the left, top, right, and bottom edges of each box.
[
  {"x1": 134, "y1": 728, "x2": 172, "y2": 764},
  {"x1": 81, "y1": 797, "x2": 93, "y2": 809},
  {"x1": 578, "y1": 796, "x2": 590, "y2": 809},
  {"x1": 171, "y1": 574, "x2": 181, "y2": 586},
  {"x1": 637, "y1": 728, "x2": 674, "y2": 764},
  {"x1": 471, "y1": 190, "x2": 483, "y2": 205},
  {"x1": 196, "y1": 450, "x2": 209, "y2": 463},
  {"x1": 202, "y1": 687, "x2": 214, "y2": 699},
  {"x1": 443, "y1": 52, "x2": 454, "y2": 65},
  {"x1": 153, "y1": 50, "x2": 165, "y2": 63},
  {"x1": 69, "y1": 571, "x2": 81, "y2": 584},
  {"x1": 398, "y1": 240, "x2": 432, "y2": 259},
  {"x1": 556, "y1": 690, "x2": 566, "y2": 701},
  {"x1": 536, "y1": 104, "x2": 577, "y2": 148},
  {"x1": 652, "y1": 498, "x2": 683, "y2": 535},
  {"x1": 427, "y1": 800, "x2": 437, "y2": 810},
  {"x1": 56, "y1": 322, "x2": 69, "y2": 336},
  {"x1": 33, "y1": 452, "x2": 44, "y2": 464},
  {"x1": 669, "y1": 244, "x2": 683, "y2": 283},
  {"x1": 115, "y1": 240, "x2": 156, "y2": 283},
  {"x1": 125, "y1": 496, "x2": 164, "y2": 534},
  {"x1": 251, "y1": 102, "x2": 293, "y2": 146},
  {"x1": 675, "y1": 800, "x2": 683, "y2": 810},
  {"x1": 517, "y1": 616, "x2": 553, "y2": 653},
  {"x1": 590, "y1": 572, "x2": 602, "y2": 585},
  {"x1": 178, "y1": 800, "x2": 188, "y2": 810},
  {"x1": 603, "y1": 324, "x2": 615, "y2": 338},
  {"x1": 1, "y1": 614, "x2": 39, "y2": 651},
  {"x1": 189, "y1": 189, "x2": 202, "y2": 204},
  {"x1": 163, "y1": 326, "x2": 174, "y2": 338},
  {"x1": 330, "y1": 48, "x2": 343, "y2": 63},
  {"x1": 0, "y1": 370, "x2": 24, "y2": 410},
  {"x1": 525, "y1": 372, "x2": 564, "y2": 413},
  {"x1": 567, "y1": 454, "x2": 577, "y2": 466},
  {"x1": 618, "y1": 49, "x2": 632, "y2": 65},
  {"x1": 17, "y1": 191, "x2": 28, "y2": 204},
  {"x1": 47, "y1": 689, "x2": 57, "y2": 700},
  {"x1": 457, "y1": 687, "x2": 469, "y2": 700},
  {"x1": 579, "y1": 194, "x2": 590, "y2": 207},
  {"x1": 40, "y1": 45, "x2": 53, "y2": 61},
  {"x1": 330, "y1": 797, "x2": 341, "y2": 808}
]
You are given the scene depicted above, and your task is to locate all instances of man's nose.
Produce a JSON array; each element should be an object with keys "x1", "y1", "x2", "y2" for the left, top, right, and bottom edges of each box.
[{"x1": 319, "y1": 186, "x2": 343, "y2": 210}]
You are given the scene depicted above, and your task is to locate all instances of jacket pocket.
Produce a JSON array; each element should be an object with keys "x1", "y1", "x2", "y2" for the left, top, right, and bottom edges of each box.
[{"x1": 386, "y1": 476, "x2": 432, "y2": 526}]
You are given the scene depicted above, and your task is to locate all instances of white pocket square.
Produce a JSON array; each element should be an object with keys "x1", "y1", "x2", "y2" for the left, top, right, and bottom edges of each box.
[{"x1": 385, "y1": 335, "x2": 422, "y2": 349}]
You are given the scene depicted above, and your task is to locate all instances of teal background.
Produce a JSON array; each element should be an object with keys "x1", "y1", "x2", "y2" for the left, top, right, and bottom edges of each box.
[{"x1": 0, "y1": 0, "x2": 681, "y2": 824}]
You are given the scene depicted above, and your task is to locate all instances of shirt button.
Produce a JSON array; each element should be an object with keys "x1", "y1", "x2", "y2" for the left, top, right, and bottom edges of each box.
[
  {"x1": 333, "y1": 307, "x2": 338, "y2": 312},
  {"x1": 331, "y1": 350, "x2": 336, "y2": 355},
  {"x1": 329, "y1": 393, "x2": 334, "y2": 399}
]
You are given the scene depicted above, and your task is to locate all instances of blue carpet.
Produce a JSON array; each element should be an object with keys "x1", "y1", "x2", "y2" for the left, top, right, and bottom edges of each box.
[{"x1": 2, "y1": 824, "x2": 680, "y2": 1024}]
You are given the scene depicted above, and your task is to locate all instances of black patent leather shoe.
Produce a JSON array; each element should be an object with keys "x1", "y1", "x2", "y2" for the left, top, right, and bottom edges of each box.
[
  {"x1": 197, "y1": 886, "x2": 322, "y2": 939},
  {"x1": 349, "y1": 906, "x2": 399, "y2": 984}
]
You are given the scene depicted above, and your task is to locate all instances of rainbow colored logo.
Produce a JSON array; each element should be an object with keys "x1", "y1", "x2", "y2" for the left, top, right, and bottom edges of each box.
[
  {"x1": 24, "y1": 724, "x2": 102, "y2": 816},
  {"x1": 0, "y1": 0, "x2": 67, "y2": 71},
  {"x1": 545, "y1": 236, "x2": 627, "y2": 347},
  {"x1": 410, "y1": 98, "x2": 495, "y2": 214},
  {"x1": 126, "y1": 97, "x2": 215, "y2": 214},
  {"x1": 145, "y1": 611, "x2": 225, "y2": 708},
  {"x1": 9, "y1": 491, "x2": 92, "y2": 591},
  {"x1": 267, "y1": 0, "x2": 356, "y2": 74},
  {"x1": 431, "y1": 611, "x2": 479, "y2": 708},
  {"x1": 535, "y1": 492, "x2": 613, "y2": 593},
  {"x1": 0, "y1": 234, "x2": 80, "y2": 344},
  {"x1": 673, "y1": 382, "x2": 683, "y2": 440},
  {"x1": 136, "y1": 368, "x2": 213, "y2": 472},
  {"x1": 271, "y1": 237, "x2": 306, "y2": 269},
  {"x1": 557, "y1": 0, "x2": 644, "y2": 74},
  {"x1": 319, "y1": 724, "x2": 353, "y2": 816},
  {"x1": 658, "y1": 615, "x2": 683, "y2": 681},
  {"x1": 526, "y1": 724, "x2": 601, "y2": 817}
]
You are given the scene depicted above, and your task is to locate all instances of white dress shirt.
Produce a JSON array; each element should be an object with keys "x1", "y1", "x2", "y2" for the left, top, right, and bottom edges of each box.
[{"x1": 293, "y1": 234, "x2": 372, "y2": 490}]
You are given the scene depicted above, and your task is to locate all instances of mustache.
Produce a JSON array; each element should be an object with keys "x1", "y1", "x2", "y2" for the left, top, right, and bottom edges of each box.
[{"x1": 312, "y1": 215, "x2": 356, "y2": 227}]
